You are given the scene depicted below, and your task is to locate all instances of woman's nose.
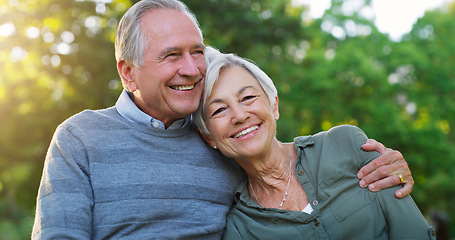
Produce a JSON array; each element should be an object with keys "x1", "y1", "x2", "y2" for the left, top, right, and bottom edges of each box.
[{"x1": 230, "y1": 104, "x2": 248, "y2": 124}]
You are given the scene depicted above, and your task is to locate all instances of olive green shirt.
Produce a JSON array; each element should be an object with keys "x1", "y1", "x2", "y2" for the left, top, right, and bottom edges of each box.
[{"x1": 223, "y1": 125, "x2": 435, "y2": 240}]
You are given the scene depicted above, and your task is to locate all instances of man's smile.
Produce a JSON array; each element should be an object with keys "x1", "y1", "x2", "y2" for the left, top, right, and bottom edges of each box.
[{"x1": 170, "y1": 84, "x2": 195, "y2": 91}]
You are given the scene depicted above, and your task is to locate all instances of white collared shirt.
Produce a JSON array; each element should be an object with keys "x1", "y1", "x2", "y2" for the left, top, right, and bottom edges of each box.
[{"x1": 115, "y1": 90, "x2": 190, "y2": 130}]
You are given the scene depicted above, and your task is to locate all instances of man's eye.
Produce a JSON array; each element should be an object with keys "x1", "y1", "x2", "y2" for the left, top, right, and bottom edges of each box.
[
  {"x1": 164, "y1": 52, "x2": 181, "y2": 60},
  {"x1": 193, "y1": 50, "x2": 204, "y2": 55}
]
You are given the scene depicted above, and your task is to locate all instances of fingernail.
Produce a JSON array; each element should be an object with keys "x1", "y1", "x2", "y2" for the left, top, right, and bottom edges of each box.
[
  {"x1": 369, "y1": 184, "x2": 376, "y2": 191},
  {"x1": 397, "y1": 191, "x2": 402, "y2": 198},
  {"x1": 359, "y1": 180, "x2": 366, "y2": 188},
  {"x1": 357, "y1": 172, "x2": 363, "y2": 179}
]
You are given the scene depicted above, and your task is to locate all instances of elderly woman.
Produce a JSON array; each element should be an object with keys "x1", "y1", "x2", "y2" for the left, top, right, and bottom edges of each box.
[{"x1": 193, "y1": 47, "x2": 434, "y2": 239}]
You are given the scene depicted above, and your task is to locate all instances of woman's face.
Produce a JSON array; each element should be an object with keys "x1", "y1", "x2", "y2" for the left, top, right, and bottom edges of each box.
[{"x1": 203, "y1": 65, "x2": 279, "y2": 159}]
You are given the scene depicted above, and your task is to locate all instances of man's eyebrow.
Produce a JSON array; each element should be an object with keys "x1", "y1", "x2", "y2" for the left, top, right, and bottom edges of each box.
[
  {"x1": 157, "y1": 44, "x2": 205, "y2": 60},
  {"x1": 159, "y1": 47, "x2": 180, "y2": 58},
  {"x1": 195, "y1": 44, "x2": 206, "y2": 49}
]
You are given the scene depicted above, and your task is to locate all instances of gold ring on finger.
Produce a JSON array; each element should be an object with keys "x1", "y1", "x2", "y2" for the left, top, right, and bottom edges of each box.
[{"x1": 397, "y1": 174, "x2": 404, "y2": 184}]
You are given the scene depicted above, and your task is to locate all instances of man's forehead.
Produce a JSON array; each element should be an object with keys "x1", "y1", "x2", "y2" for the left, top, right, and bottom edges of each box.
[
  {"x1": 141, "y1": 9, "x2": 203, "y2": 50},
  {"x1": 140, "y1": 9, "x2": 198, "y2": 34}
]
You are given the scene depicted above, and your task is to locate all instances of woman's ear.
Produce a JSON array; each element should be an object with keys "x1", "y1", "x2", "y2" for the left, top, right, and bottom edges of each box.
[
  {"x1": 273, "y1": 96, "x2": 279, "y2": 120},
  {"x1": 117, "y1": 60, "x2": 138, "y2": 92},
  {"x1": 200, "y1": 132, "x2": 217, "y2": 149}
]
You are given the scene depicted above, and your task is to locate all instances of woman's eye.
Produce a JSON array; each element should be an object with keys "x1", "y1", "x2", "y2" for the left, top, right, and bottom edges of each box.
[
  {"x1": 242, "y1": 95, "x2": 256, "y2": 101},
  {"x1": 212, "y1": 108, "x2": 225, "y2": 117}
]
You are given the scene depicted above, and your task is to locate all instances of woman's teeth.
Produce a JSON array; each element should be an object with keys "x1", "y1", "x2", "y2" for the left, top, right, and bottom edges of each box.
[{"x1": 234, "y1": 125, "x2": 259, "y2": 138}]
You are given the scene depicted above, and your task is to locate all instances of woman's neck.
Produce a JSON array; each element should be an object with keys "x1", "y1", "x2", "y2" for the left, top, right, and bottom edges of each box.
[
  {"x1": 244, "y1": 141, "x2": 291, "y2": 183},
  {"x1": 241, "y1": 141, "x2": 309, "y2": 211},
  {"x1": 244, "y1": 141, "x2": 295, "y2": 207}
]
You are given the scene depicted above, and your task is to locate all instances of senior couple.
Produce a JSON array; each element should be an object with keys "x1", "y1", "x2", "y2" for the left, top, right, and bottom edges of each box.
[{"x1": 33, "y1": 0, "x2": 433, "y2": 239}]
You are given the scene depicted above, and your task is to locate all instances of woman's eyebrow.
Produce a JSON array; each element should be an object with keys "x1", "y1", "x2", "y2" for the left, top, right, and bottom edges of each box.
[{"x1": 207, "y1": 85, "x2": 255, "y2": 106}]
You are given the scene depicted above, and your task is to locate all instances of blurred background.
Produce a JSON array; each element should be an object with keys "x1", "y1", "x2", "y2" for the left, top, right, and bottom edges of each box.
[{"x1": 0, "y1": 0, "x2": 454, "y2": 239}]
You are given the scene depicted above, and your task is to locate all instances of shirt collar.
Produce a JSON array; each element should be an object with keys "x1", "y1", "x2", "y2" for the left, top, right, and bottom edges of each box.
[
  {"x1": 294, "y1": 135, "x2": 315, "y2": 148},
  {"x1": 115, "y1": 89, "x2": 190, "y2": 130}
]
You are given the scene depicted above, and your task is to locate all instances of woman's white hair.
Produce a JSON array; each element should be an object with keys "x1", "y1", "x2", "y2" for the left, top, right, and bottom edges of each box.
[{"x1": 193, "y1": 47, "x2": 278, "y2": 135}]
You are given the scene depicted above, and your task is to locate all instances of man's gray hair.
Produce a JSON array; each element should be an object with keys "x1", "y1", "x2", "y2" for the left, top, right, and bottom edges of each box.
[{"x1": 114, "y1": 0, "x2": 203, "y2": 68}]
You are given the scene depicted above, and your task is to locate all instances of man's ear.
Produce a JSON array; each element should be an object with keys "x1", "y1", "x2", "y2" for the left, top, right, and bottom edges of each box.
[{"x1": 117, "y1": 60, "x2": 138, "y2": 92}]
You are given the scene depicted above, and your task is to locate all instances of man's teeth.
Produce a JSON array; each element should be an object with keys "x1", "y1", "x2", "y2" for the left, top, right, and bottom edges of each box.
[
  {"x1": 171, "y1": 84, "x2": 195, "y2": 90},
  {"x1": 234, "y1": 125, "x2": 259, "y2": 138}
]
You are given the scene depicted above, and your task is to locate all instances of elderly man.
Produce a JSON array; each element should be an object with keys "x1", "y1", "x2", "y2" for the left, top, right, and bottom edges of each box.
[{"x1": 32, "y1": 0, "x2": 413, "y2": 239}]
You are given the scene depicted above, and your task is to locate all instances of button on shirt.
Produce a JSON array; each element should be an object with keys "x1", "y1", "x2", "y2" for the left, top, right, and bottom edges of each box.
[{"x1": 115, "y1": 90, "x2": 189, "y2": 130}]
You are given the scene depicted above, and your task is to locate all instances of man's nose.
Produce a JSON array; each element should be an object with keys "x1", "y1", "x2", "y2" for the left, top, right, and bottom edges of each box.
[{"x1": 178, "y1": 53, "x2": 200, "y2": 77}]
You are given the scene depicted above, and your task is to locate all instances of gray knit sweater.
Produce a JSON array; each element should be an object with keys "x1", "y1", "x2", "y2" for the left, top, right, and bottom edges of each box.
[{"x1": 32, "y1": 106, "x2": 244, "y2": 239}]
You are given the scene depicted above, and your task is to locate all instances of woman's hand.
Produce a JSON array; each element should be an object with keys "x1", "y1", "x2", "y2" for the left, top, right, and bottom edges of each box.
[{"x1": 357, "y1": 139, "x2": 414, "y2": 199}]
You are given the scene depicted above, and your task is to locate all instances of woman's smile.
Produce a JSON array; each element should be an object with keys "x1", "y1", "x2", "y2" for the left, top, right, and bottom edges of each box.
[
  {"x1": 201, "y1": 65, "x2": 279, "y2": 160},
  {"x1": 232, "y1": 124, "x2": 260, "y2": 138}
]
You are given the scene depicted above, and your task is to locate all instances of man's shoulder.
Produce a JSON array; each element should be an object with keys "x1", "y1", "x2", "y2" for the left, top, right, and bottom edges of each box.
[
  {"x1": 62, "y1": 106, "x2": 117, "y2": 123},
  {"x1": 57, "y1": 106, "x2": 122, "y2": 132}
]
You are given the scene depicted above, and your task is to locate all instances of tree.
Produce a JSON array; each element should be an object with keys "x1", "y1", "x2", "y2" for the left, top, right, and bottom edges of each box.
[
  {"x1": 0, "y1": 0, "x2": 453, "y2": 238},
  {"x1": 388, "y1": 4, "x2": 455, "y2": 234},
  {"x1": 0, "y1": 0, "x2": 126, "y2": 238}
]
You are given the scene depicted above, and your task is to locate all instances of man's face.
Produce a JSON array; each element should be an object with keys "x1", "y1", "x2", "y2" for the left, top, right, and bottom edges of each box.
[{"x1": 124, "y1": 9, "x2": 206, "y2": 127}]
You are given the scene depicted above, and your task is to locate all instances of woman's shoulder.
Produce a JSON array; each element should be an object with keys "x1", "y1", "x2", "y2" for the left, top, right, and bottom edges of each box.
[
  {"x1": 294, "y1": 124, "x2": 376, "y2": 168},
  {"x1": 325, "y1": 124, "x2": 365, "y2": 137},
  {"x1": 294, "y1": 125, "x2": 367, "y2": 147}
]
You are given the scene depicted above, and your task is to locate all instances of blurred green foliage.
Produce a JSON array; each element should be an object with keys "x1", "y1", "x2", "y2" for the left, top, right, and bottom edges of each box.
[{"x1": 0, "y1": 0, "x2": 454, "y2": 239}]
